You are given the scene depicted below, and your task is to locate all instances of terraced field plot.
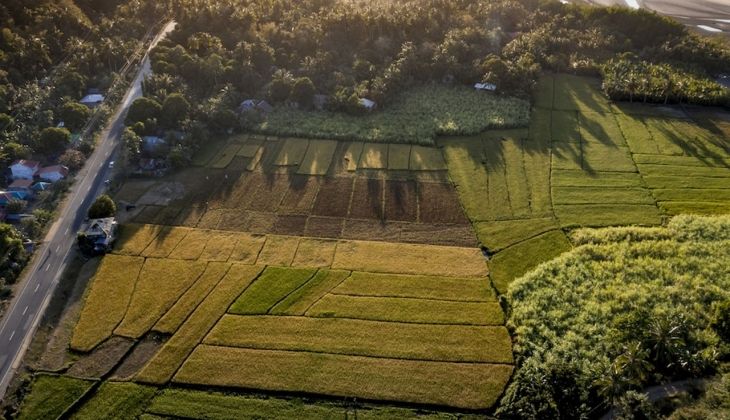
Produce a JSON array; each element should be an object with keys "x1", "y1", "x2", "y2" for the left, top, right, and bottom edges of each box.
[
  {"x1": 614, "y1": 104, "x2": 730, "y2": 215},
  {"x1": 123, "y1": 162, "x2": 474, "y2": 247},
  {"x1": 63, "y1": 224, "x2": 508, "y2": 410}
]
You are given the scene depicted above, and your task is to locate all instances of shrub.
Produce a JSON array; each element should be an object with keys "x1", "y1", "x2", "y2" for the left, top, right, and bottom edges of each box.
[{"x1": 88, "y1": 194, "x2": 116, "y2": 219}]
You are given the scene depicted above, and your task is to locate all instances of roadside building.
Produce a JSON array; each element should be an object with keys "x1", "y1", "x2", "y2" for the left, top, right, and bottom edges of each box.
[
  {"x1": 238, "y1": 99, "x2": 274, "y2": 113},
  {"x1": 359, "y1": 98, "x2": 377, "y2": 111},
  {"x1": 80, "y1": 93, "x2": 104, "y2": 108},
  {"x1": 7, "y1": 179, "x2": 34, "y2": 200},
  {"x1": 37, "y1": 165, "x2": 69, "y2": 183},
  {"x1": 474, "y1": 82, "x2": 497, "y2": 92},
  {"x1": 77, "y1": 217, "x2": 118, "y2": 254},
  {"x1": 10, "y1": 160, "x2": 40, "y2": 180},
  {"x1": 142, "y1": 136, "x2": 167, "y2": 153}
]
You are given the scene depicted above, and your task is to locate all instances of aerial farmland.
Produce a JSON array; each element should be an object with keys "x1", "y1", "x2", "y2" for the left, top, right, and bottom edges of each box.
[{"x1": 2, "y1": 1, "x2": 729, "y2": 419}]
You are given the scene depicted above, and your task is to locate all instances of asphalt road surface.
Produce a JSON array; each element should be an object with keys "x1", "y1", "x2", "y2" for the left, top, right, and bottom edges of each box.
[
  {"x1": 0, "y1": 21, "x2": 176, "y2": 399},
  {"x1": 581, "y1": 0, "x2": 730, "y2": 34}
]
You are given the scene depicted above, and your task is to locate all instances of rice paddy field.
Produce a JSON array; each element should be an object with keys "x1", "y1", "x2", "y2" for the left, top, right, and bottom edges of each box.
[{"x1": 14, "y1": 74, "x2": 730, "y2": 418}]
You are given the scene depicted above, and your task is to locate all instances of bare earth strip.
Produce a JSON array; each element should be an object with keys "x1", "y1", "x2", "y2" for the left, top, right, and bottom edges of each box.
[{"x1": 174, "y1": 345, "x2": 514, "y2": 410}]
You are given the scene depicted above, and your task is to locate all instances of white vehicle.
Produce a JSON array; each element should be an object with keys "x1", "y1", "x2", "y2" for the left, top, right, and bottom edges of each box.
[{"x1": 108, "y1": 161, "x2": 115, "y2": 169}]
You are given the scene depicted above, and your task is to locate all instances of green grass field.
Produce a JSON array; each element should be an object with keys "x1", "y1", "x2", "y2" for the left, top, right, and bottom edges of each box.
[
  {"x1": 71, "y1": 382, "x2": 157, "y2": 420},
  {"x1": 17, "y1": 375, "x2": 93, "y2": 420}
]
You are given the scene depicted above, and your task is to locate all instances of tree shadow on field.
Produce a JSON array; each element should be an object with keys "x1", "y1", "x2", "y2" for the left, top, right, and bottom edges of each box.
[{"x1": 650, "y1": 118, "x2": 729, "y2": 167}]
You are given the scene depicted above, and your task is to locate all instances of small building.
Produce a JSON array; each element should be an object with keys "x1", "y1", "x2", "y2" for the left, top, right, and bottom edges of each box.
[
  {"x1": 31, "y1": 182, "x2": 51, "y2": 192},
  {"x1": 474, "y1": 82, "x2": 497, "y2": 92},
  {"x1": 238, "y1": 99, "x2": 273, "y2": 114},
  {"x1": 0, "y1": 191, "x2": 25, "y2": 206},
  {"x1": 8, "y1": 179, "x2": 33, "y2": 199},
  {"x1": 359, "y1": 98, "x2": 377, "y2": 111},
  {"x1": 80, "y1": 94, "x2": 105, "y2": 108},
  {"x1": 10, "y1": 160, "x2": 40, "y2": 180},
  {"x1": 142, "y1": 136, "x2": 167, "y2": 153},
  {"x1": 77, "y1": 217, "x2": 118, "y2": 254},
  {"x1": 37, "y1": 165, "x2": 69, "y2": 183}
]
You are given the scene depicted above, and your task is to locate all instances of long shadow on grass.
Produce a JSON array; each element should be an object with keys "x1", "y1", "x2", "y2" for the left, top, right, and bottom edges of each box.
[{"x1": 650, "y1": 118, "x2": 729, "y2": 167}]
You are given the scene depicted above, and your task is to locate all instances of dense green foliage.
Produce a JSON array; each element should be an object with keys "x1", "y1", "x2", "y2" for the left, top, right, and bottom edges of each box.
[
  {"x1": 499, "y1": 215, "x2": 730, "y2": 418},
  {"x1": 603, "y1": 59, "x2": 730, "y2": 106},
  {"x1": 87, "y1": 194, "x2": 116, "y2": 219},
  {"x1": 258, "y1": 85, "x2": 529, "y2": 144}
]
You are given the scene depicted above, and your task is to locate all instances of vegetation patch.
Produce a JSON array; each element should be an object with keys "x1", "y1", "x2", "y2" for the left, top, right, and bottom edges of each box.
[
  {"x1": 71, "y1": 255, "x2": 145, "y2": 352},
  {"x1": 137, "y1": 264, "x2": 264, "y2": 384},
  {"x1": 331, "y1": 240, "x2": 488, "y2": 277},
  {"x1": 205, "y1": 315, "x2": 512, "y2": 363},
  {"x1": 489, "y1": 230, "x2": 571, "y2": 294},
  {"x1": 114, "y1": 258, "x2": 207, "y2": 338},
  {"x1": 72, "y1": 382, "x2": 157, "y2": 420},
  {"x1": 256, "y1": 85, "x2": 529, "y2": 145},
  {"x1": 499, "y1": 215, "x2": 730, "y2": 418},
  {"x1": 306, "y1": 295, "x2": 504, "y2": 325},
  {"x1": 228, "y1": 266, "x2": 316, "y2": 315},
  {"x1": 174, "y1": 345, "x2": 514, "y2": 410},
  {"x1": 16, "y1": 374, "x2": 93, "y2": 420},
  {"x1": 153, "y1": 262, "x2": 230, "y2": 334},
  {"x1": 269, "y1": 269, "x2": 350, "y2": 315},
  {"x1": 332, "y1": 272, "x2": 494, "y2": 302}
]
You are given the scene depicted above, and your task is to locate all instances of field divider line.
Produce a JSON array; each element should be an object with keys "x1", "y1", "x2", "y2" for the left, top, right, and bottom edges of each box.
[
  {"x1": 325, "y1": 292, "x2": 493, "y2": 304},
  {"x1": 152, "y1": 261, "x2": 231, "y2": 335},
  {"x1": 265, "y1": 269, "x2": 318, "y2": 314},
  {"x1": 162, "y1": 267, "x2": 268, "y2": 384},
  {"x1": 296, "y1": 314, "x2": 498, "y2": 327},
  {"x1": 107, "y1": 257, "x2": 146, "y2": 340},
  {"x1": 195, "y1": 343, "x2": 514, "y2": 366},
  {"x1": 300, "y1": 271, "x2": 351, "y2": 316}
]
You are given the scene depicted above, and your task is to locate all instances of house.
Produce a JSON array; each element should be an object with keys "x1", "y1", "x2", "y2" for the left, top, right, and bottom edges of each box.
[
  {"x1": 77, "y1": 217, "x2": 118, "y2": 254},
  {"x1": 80, "y1": 94, "x2": 104, "y2": 108},
  {"x1": 37, "y1": 165, "x2": 69, "y2": 183},
  {"x1": 359, "y1": 98, "x2": 377, "y2": 111},
  {"x1": 0, "y1": 191, "x2": 25, "y2": 206},
  {"x1": 8, "y1": 179, "x2": 33, "y2": 200},
  {"x1": 31, "y1": 182, "x2": 51, "y2": 192},
  {"x1": 10, "y1": 160, "x2": 40, "y2": 180},
  {"x1": 238, "y1": 99, "x2": 273, "y2": 113},
  {"x1": 474, "y1": 82, "x2": 497, "y2": 92},
  {"x1": 142, "y1": 136, "x2": 167, "y2": 153}
]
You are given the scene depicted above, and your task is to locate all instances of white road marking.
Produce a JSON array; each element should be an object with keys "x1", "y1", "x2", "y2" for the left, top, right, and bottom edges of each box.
[
  {"x1": 623, "y1": 0, "x2": 639, "y2": 9},
  {"x1": 34, "y1": 284, "x2": 40, "y2": 293},
  {"x1": 715, "y1": 19, "x2": 730, "y2": 23},
  {"x1": 65, "y1": 227, "x2": 69, "y2": 235},
  {"x1": 45, "y1": 263, "x2": 51, "y2": 272},
  {"x1": 698, "y1": 25, "x2": 722, "y2": 33},
  {"x1": 56, "y1": 245, "x2": 61, "y2": 253},
  {"x1": 8, "y1": 331, "x2": 14, "y2": 341},
  {"x1": 22, "y1": 306, "x2": 27, "y2": 316}
]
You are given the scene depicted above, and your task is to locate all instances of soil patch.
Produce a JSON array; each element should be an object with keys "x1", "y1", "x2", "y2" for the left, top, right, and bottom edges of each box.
[
  {"x1": 111, "y1": 335, "x2": 167, "y2": 380},
  {"x1": 384, "y1": 180, "x2": 417, "y2": 222},
  {"x1": 418, "y1": 182, "x2": 470, "y2": 224},
  {"x1": 305, "y1": 217, "x2": 345, "y2": 238},
  {"x1": 312, "y1": 177, "x2": 353, "y2": 218},
  {"x1": 67, "y1": 336, "x2": 135, "y2": 379},
  {"x1": 350, "y1": 178, "x2": 384, "y2": 220},
  {"x1": 272, "y1": 215, "x2": 308, "y2": 236}
]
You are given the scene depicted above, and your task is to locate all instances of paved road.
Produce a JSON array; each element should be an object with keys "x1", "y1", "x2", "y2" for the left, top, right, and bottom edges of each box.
[
  {"x1": 0, "y1": 20, "x2": 176, "y2": 399},
  {"x1": 580, "y1": 0, "x2": 730, "y2": 34}
]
